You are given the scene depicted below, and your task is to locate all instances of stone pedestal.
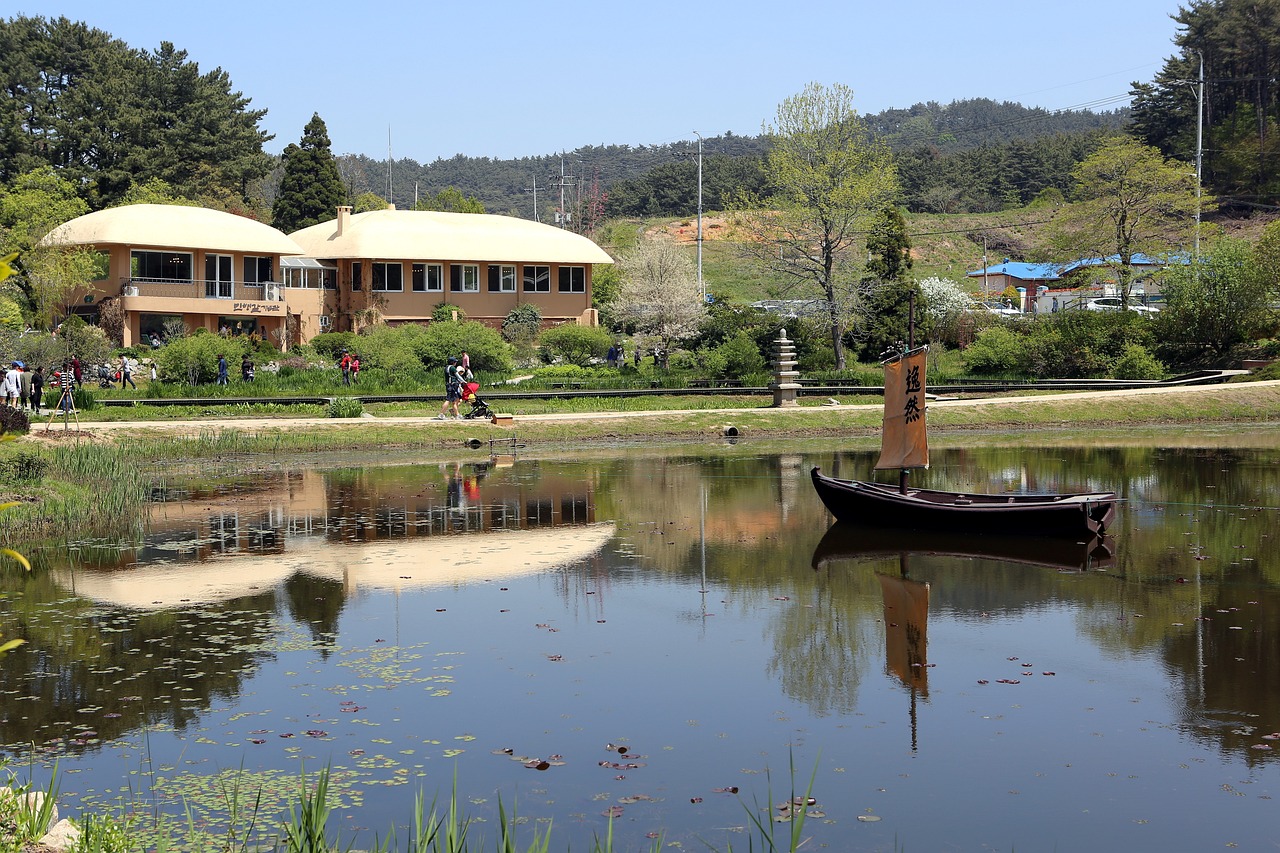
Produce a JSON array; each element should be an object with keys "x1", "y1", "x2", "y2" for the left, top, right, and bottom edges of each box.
[{"x1": 769, "y1": 328, "x2": 801, "y2": 408}]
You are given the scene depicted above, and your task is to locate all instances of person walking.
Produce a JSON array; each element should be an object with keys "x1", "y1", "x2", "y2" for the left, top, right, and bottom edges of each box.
[
  {"x1": 30, "y1": 366, "x2": 44, "y2": 414},
  {"x1": 437, "y1": 356, "x2": 462, "y2": 420},
  {"x1": 241, "y1": 354, "x2": 254, "y2": 382},
  {"x1": 216, "y1": 354, "x2": 229, "y2": 386},
  {"x1": 351, "y1": 354, "x2": 361, "y2": 383},
  {"x1": 3, "y1": 362, "x2": 20, "y2": 407},
  {"x1": 18, "y1": 362, "x2": 31, "y2": 410},
  {"x1": 339, "y1": 351, "x2": 352, "y2": 386},
  {"x1": 71, "y1": 356, "x2": 82, "y2": 388},
  {"x1": 120, "y1": 355, "x2": 137, "y2": 389}
]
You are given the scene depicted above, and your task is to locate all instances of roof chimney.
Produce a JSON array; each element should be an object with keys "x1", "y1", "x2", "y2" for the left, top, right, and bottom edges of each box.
[{"x1": 336, "y1": 205, "x2": 352, "y2": 236}]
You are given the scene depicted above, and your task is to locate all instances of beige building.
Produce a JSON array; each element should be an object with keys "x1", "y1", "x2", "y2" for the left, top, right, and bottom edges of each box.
[
  {"x1": 42, "y1": 203, "x2": 613, "y2": 348},
  {"x1": 42, "y1": 204, "x2": 307, "y2": 348},
  {"x1": 287, "y1": 206, "x2": 612, "y2": 336}
]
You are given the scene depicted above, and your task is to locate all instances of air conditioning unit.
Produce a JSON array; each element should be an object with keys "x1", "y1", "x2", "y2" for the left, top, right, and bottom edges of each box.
[
  {"x1": 122, "y1": 285, "x2": 139, "y2": 297},
  {"x1": 263, "y1": 282, "x2": 281, "y2": 301}
]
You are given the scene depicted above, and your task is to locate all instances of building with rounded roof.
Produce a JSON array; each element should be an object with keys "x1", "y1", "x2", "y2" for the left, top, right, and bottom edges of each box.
[
  {"x1": 41, "y1": 204, "x2": 304, "y2": 347},
  {"x1": 287, "y1": 206, "x2": 612, "y2": 335},
  {"x1": 41, "y1": 203, "x2": 613, "y2": 348}
]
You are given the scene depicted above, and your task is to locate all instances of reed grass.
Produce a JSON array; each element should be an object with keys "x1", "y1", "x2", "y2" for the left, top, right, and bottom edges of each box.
[{"x1": 0, "y1": 757, "x2": 817, "y2": 853}]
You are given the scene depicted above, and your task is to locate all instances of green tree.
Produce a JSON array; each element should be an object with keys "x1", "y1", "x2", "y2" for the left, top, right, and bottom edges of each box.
[
  {"x1": 1049, "y1": 138, "x2": 1198, "y2": 307},
  {"x1": 0, "y1": 17, "x2": 272, "y2": 208},
  {"x1": 271, "y1": 114, "x2": 347, "y2": 233},
  {"x1": 0, "y1": 167, "x2": 96, "y2": 327},
  {"x1": 856, "y1": 206, "x2": 919, "y2": 360},
  {"x1": 736, "y1": 82, "x2": 899, "y2": 369},
  {"x1": 414, "y1": 187, "x2": 485, "y2": 213},
  {"x1": 1156, "y1": 238, "x2": 1269, "y2": 360}
]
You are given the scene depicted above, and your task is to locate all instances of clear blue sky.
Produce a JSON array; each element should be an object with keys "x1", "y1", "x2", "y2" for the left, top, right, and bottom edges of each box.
[{"x1": 17, "y1": 0, "x2": 1186, "y2": 163}]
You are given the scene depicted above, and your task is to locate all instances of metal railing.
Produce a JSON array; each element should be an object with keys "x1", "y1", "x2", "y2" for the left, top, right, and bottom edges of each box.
[{"x1": 119, "y1": 278, "x2": 278, "y2": 300}]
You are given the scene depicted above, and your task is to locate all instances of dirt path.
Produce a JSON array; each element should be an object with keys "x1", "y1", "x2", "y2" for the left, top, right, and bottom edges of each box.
[{"x1": 29, "y1": 379, "x2": 1280, "y2": 439}]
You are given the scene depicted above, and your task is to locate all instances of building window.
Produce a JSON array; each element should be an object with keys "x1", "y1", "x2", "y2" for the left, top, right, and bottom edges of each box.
[
  {"x1": 450, "y1": 264, "x2": 480, "y2": 293},
  {"x1": 522, "y1": 264, "x2": 550, "y2": 293},
  {"x1": 243, "y1": 256, "x2": 273, "y2": 286},
  {"x1": 558, "y1": 266, "x2": 586, "y2": 293},
  {"x1": 131, "y1": 251, "x2": 192, "y2": 282},
  {"x1": 488, "y1": 264, "x2": 517, "y2": 292},
  {"x1": 372, "y1": 262, "x2": 403, "y2": 292},
  {"x1": 413, "y1": 263, "x2": 443, "y2": 292},
  {"x1": 351, "y1": 261, "x2": 362, "y2": 291}
]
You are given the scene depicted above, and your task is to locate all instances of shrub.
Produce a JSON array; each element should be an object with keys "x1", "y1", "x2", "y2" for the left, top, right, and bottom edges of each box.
[
  {"x1": 0, "y1": 407, "x2": 30, "y2": 435},
  {"x1": 716, "y1": 331, "x2": 767, "y2": 379},
  {"x1": 502, "y1": 303, "x2": 543, "y2": 344},
  {"x1": 309, "y1": 332, "x2": 358, "y2": 360},
  {"x1": 327, "y1": 397, "x2": 364, "y2": 418},
  {"x1": 538, "y1": 324, "x2": 612, "y2": 367},
  {"x1": 432, "y1": 303, "x2": 466, "y2": 323},
  {"x1": 413, "y1": 320, "x2": 512, "y2": 372},
  {"x1": 154, "y1": 334, "x2": 248, "y2": 385},
  {"x1": 962, "y1": 326, "x2": 1025, "y2": 375},
  {"x1": 1112, "y1": 343, "x2": 1166, "y2": 380},
  {"x1": 0, "y1": 449, "x2": 46, "y2": 481}
]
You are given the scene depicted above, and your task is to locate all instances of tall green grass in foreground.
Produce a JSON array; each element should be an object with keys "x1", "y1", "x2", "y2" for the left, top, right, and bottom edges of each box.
[{"x1": 1, "y1": 760, "x2": 822, "y2": 852}]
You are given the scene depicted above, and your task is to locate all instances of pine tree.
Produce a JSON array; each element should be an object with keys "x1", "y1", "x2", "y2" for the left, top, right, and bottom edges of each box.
[{"x1": 271, "y1": 114, "x2": 347, "y2": 233}]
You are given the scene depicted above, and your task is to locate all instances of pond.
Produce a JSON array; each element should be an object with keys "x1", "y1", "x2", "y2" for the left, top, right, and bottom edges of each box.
[{"x1": 2, "y1": 431, "x2": 1280, "y2": 851}]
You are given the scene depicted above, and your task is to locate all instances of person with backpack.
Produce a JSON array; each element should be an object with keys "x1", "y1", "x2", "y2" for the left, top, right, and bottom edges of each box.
[{"x1": 437, "y1": 356, "x2": 462, "y2": 420}]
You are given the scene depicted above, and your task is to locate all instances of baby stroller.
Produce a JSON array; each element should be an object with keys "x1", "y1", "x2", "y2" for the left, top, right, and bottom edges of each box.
[
  {"x1": 96, "y1": 364, "x2": 115, "y2": 388},
  {"x1": 460, "y1": 381, "x2": 492, "y2": 419}
]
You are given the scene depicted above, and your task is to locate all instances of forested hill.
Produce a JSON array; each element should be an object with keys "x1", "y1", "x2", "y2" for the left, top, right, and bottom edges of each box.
[{"x1": 340, "y1": 99, "x2": 1129, "y2": 219}]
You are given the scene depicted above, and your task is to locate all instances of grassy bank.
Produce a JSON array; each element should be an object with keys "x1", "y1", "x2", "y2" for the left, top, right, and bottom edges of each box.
[{"x1": 5, "y1": 382, "x2": 1280, "y2": 538}]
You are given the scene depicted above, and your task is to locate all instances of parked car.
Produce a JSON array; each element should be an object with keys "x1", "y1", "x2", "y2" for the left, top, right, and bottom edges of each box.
[
  {"x1": 1084, "y1": 297, "x2": 1160, "y2": 315},
  {"x1": 967, "y1": 299, "x2": 1021, "y2": 317}
]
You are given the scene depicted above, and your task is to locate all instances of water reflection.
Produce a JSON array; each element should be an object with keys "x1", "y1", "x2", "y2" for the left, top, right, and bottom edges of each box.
[{"x1": 2, "y1": 441, "x2": 1280, "y2": 850}]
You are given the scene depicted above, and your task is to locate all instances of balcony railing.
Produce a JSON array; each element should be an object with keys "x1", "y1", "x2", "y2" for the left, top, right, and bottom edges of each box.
[{"x1": 119, "y1": 278, "x2": 281, "y2": 301}]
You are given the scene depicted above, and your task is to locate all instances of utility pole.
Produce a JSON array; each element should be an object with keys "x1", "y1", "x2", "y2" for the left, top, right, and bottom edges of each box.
[
  {"x1": 694, "y1": 131, "x2": 704, "y2": 300},
  {"x1": 526, "y1": 175, "x2": 542, "y2": 222},
  {"x1": 676, "y1": 134, "x2": 707, "y2": 300},
  {"x1": 1194, "y1": 49, "x2": 1204, "y2": 268},
  {"x1": 550, "y1": 154, "x2": 575, "y2": 229}
]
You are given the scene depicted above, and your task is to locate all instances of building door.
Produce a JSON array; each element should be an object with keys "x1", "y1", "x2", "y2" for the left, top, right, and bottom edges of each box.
[{"x1": 205, "y1": 254, "x2": 233, "y2": 299}]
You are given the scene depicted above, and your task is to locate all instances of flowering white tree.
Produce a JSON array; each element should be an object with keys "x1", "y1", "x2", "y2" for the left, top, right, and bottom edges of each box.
[
  {"x1": 613, "y1": 238, "x2": 706, "y2": 365},
  {"x1": 917, "y1": 276, "x2": 978, "y2": 347}
]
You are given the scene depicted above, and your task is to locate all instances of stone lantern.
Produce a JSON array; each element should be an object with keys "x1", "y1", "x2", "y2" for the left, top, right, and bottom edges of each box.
[{"x1": 769, "y1": 328, "x2": 801, "y2": 407}]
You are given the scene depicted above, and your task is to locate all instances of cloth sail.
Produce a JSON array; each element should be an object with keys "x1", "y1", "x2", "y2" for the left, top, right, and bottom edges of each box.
[{"x1": 875, "y1": 346, "x2": 930, "y2": 470}]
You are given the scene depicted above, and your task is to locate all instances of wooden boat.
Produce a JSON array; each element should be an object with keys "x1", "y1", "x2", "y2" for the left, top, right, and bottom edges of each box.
[
  {"x1": 810, "y1": 471, "x2": 1117, "y2": 537},
  {"x1": 810, "y1": 309, "x2": 1117, "y2": 538}
]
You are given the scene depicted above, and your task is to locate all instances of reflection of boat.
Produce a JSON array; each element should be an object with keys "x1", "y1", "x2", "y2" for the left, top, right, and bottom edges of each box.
[
  {"x1": 810, "y1": 522, "x2": 1116, "y2": 573},
  {"x1": 809, "y1": 325, "x2": 1117, "y2": 537},
  {"x1": 54, "y1": 522, "x2": 616, "y2": 609}
]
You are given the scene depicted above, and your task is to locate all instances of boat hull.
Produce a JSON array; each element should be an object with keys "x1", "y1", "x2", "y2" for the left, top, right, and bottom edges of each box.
[{"x1": 810, "y1": 468, "x2": 1116, "y2": 537}]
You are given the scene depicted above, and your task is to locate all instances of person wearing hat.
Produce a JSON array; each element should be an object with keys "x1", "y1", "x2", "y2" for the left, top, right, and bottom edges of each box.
[
  {"x1": 3, "y1": 361, "x2": 20, "y2": 407},
  {"x1": 437, "y1": 356, "x2": 463, "y2": 420}
]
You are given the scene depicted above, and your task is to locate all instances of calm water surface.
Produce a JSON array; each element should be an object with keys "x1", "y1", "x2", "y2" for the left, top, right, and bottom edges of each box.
[{"x1": 3, "y1": 433, "x2": 1280, "y2": 851}]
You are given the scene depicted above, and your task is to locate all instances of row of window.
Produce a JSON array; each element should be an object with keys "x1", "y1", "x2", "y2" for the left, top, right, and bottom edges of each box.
[
  {"x1": 131, "y1": 251, "x2": 275, "y2": 285},
  {"x1": 130, "y1": 251, "x2": 587, "y2": 295},
  {"x1": 358, "y1": 262, "x2": 585, "y2": 294}
]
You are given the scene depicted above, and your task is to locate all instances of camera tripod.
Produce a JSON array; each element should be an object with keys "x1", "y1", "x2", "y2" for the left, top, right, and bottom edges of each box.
[{"x1": 44, "y1": 384, "x2": 79, "y2": 431}]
